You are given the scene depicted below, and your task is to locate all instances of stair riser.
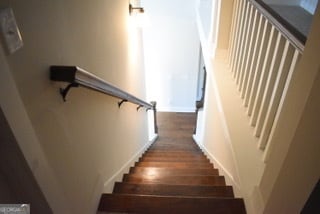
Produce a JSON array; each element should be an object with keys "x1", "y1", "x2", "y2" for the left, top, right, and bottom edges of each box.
[
  {"x1": 113, "y1": 183, "x2": 234, "y2": 197},
  {"x1": 98, "y1": 194, "x2": 246, "y2": 214}
]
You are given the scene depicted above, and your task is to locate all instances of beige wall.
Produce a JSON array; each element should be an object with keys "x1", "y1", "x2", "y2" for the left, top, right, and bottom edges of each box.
[
  {"x1": 262, "y1": 67, "x2": 320, "y2": 213},
  {"x1": 259, "y1": 4, "x2": 320, "y2": 213},
  {"x1": 196, "y1": 1, "x2": 266, "y2": 212},
  {"x1": 0, "y1": 0, "x2": 149, "y2": 213},
  {"x1": 197, "y1": 1, "x2": 320, "y2": 213},
  {"x1": 217, "y1": 0, "x2": 234, "y2": 49},
  {"x1": 198, "y1": 49, "x2": 266, "y2": 213},
  {"x1": 200, "y1": 71, "x2": 242, "y2": 194}
]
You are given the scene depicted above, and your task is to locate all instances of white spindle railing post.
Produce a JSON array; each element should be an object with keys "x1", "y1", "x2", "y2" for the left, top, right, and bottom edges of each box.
[
  {"x1": 241, "y1": 7, "x2": 258, "y2": 99},
  {"x1": 232, "y1": 0, "x2": 246, "y2": 77},
  {"x1": 230, "y1": 0, "x2": 242, "y2": 72},
  {"x1": 236, "y1": 2, "x2": 251, "y2": 85},
  {"x1": 235, "y1": 2, "x2": 249, "y2": 84},
  {"x1": 253, "y1": 34, "x2": 286, "y2": 132},
  {"x1": 250, "y1": 27, "x2": 278, "y2": 128},
  {"x1": 247, "y1": 18, "x2": 270, "y2": 116},
  {"x1": 227, "y1": 0, "x2": 303, "y2": 151},
  {"x1": 258, "y1": 43, "x2": 297, "y2": 149},
  {"x1": 243, "y1": 13, "x2": 263, "y2": 107},
  {"x1": 238, "y1": 4, "x2": 254, "y2": 91}
]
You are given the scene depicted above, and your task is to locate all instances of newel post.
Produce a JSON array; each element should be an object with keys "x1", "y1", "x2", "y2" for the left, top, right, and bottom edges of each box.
[{"x1": 150, "y1": 101, "x2": 158, "y2": 134}]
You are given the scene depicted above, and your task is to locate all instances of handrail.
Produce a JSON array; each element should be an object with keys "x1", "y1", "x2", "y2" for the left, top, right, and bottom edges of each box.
[
  {"x1": 251, "y1": 0, "x2": 305, "y2": 52},
  {"x1": 195, "y1": 66, "x2": 207, "y2": 111},
  {"x1": 194, "y1": 66, "x2": 207, "y2": 134},
  {"x1": 50, "y1": 66, "x2": 155, "y2": 111}
]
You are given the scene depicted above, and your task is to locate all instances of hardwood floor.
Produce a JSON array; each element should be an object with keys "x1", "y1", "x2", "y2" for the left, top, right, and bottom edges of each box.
[{"x1": 98, "y1": 112, "x2": 246, "y2": 213}]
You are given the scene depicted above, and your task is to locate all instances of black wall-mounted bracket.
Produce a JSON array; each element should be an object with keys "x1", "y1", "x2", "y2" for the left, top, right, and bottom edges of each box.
[
  {"x1": 118, "y1": 99, "x2": 128, "y2": 108},
  {"x1": 136, "y1": 105, "x2": 143, "y2": 111},
  {"x1": 60, "y1": 82, "x2": 79, "y2": 102}
]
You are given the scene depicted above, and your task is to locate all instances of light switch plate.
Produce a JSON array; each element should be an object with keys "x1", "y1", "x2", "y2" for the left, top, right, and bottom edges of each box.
[{"x1": 0, "y1": 8, "x2": 23, "y2": 54}]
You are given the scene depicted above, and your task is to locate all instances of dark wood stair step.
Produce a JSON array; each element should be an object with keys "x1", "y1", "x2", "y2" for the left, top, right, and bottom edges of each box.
[
  {"x1": 145, "y1": 150, "x2": 204, "y2": 154},
  {"x1": 148, "y1": 147, "x2": 202, "y2": 150},
  {"x1": 135, "y1": 161, "x2": 214, "y2": 168},
  {"x1": 98, "y1": 194, "x2": 246, "y2": 214},
  {"x1": 122, "y1": 174, "x2": 226, "y2": 186},
  {"x1": 113, "y1": 182, "x2": 234, "y2": 197},
  {"x1": 143, "y1": 152, "x2": 206, "y2": 158},
  {"x1": 152, "y1": 141, "x2": 195, "y2": 145},
  {"x1": 129, "y1": 167, "x2": 219, "y2": 176},
  {"x1": 148, "y1": 147, "x2": 200, "y2": 151},
  {"x1": 139, "y1": 157, "x2": 210, "y2": 163}
]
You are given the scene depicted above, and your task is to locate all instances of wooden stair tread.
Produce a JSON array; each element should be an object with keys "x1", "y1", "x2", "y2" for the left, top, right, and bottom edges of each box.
[
  {"x1": 97, "y1": 112, "x2": 246, "y2": 213},
  {"x1": 129, "y1": 167, "x2": 219, "y2": 175},
  {"x1": 144, "y1": 150, "x2": 204, "y2": 154},
  {"x1": 123, "y1": 174, "x2": 226, "y2": 186},
  {"x1": 98, "y1": 194, "x2": 246, "y2": 214},
  {"x1": 139, "y1": 157, "x2": 210, "y2": 163},
  {"x1": 143, "y1": 153, "x2": 205, "y2": 158},
  {"x1": 113, "y1": 182, "x2": 234, "y2": 197},
  {"x1": 135, "y1": 161, "x2": 214, "y2": 168}
]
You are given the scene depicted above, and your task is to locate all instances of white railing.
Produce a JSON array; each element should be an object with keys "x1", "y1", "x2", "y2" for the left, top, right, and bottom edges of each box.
[{"x1": 228, "y1": 0, "x2": 303, "y2": 150}]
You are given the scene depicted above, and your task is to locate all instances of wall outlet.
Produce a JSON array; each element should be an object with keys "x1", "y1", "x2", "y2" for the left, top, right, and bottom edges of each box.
[{"x1": 0, "y1": 8, "x2": 23, "y2": 54}]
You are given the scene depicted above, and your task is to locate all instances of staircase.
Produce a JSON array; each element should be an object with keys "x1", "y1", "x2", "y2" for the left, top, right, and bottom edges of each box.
[{"x1": 98, "y1": 112, "x2": 246, "y2": 213}]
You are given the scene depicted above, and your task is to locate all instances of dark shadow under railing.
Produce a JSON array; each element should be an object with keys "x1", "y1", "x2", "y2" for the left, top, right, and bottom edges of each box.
[{"x1": 50, "y1": 65, "x2": 158, "y2": 133}]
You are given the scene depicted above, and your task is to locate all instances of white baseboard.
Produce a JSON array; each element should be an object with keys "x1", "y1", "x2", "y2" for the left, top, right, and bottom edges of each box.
[
  {"x1": 158, "y1": 107, "x2": 195, "y2": 112},
  {"x1": 193, "y1": 135, "x2": 242, "y2": 197},
  {"x1": 103, "y1": 135, "x2": 158, "y2": 193}
]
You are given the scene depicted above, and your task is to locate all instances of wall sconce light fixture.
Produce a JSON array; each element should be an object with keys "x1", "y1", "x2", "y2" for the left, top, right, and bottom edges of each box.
[{"x1": 129, "y1": 3, "x2": 144, "y2": 15}]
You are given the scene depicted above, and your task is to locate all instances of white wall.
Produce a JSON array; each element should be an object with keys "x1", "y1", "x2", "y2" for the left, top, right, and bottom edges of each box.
[
  {"x1": 198, "y1": 0, "x2": 213, "y2": 40},
  {"x1": 142, "y1": 0, "x2": 199, "y2": 112},
  {"x1": 0, "y1": 0, "x2": 150, "y2": 213}
]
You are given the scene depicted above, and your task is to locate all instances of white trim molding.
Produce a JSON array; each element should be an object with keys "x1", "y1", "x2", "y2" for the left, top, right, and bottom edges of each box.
[
  {"x1": 103, "y1": 135, "x2": 158, "y2": 192},
  {"x1": 193, "y1": 135, "x2": 242, "y2": 197}
]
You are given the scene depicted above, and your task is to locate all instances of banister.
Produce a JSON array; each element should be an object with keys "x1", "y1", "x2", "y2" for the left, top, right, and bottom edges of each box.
[
  {"x1": 50, "y1": 66, "x2": 154, "y2": 111},
  {"x1": 228, "y1": 0, "x2": 303, "y2": 151},
  {"x1": 250, "y1": 0, "x2": 305, "y2": 52}
]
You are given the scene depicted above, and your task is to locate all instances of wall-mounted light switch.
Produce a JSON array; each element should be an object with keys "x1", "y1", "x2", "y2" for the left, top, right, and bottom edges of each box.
[{"x1": 0, "y1": 8, "x2": 23, "y2": 54}]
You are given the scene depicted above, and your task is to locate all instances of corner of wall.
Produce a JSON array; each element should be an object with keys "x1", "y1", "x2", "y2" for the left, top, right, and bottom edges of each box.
[
  {"x1": 247, "y1": 186, "x2": 265, "y2": 214},
  {"x1": 0, "y1": 46, "x2": 71, "y2": 213}
]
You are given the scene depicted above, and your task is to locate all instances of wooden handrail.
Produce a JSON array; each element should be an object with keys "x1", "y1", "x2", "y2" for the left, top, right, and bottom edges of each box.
[
  {"x1": 195, "y1": 66, "x2": 207, "y2": 112},
  {"x1": 50, "y1": 65, "x2": 156, "y2": 111},
  {"x1": 50, "y1": 65, "x2": 158, "y2": 133}
]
